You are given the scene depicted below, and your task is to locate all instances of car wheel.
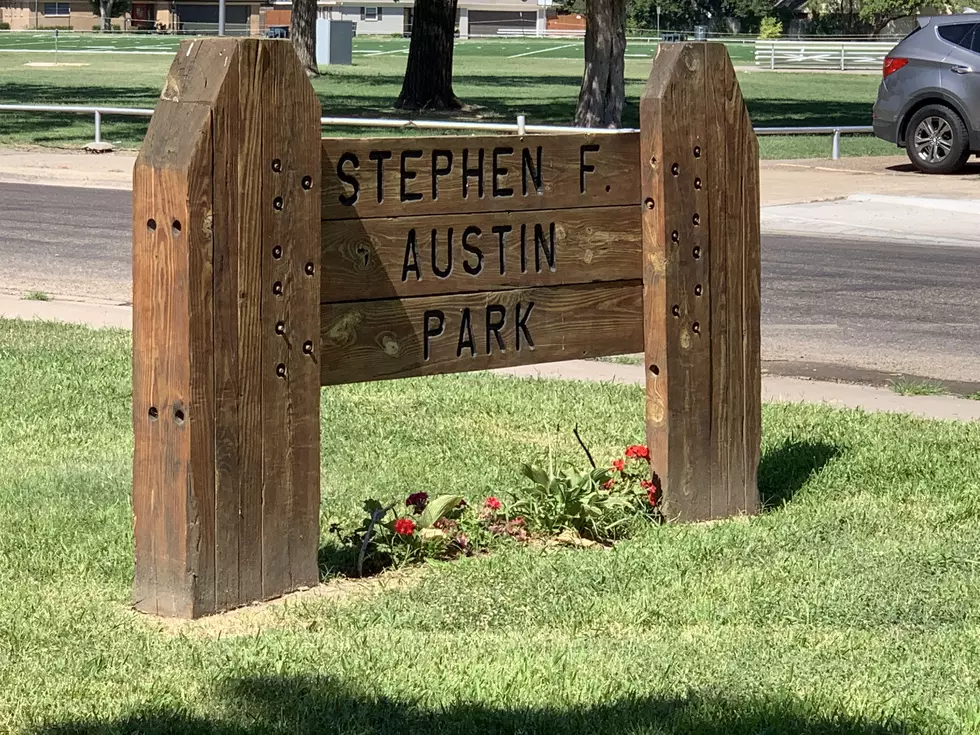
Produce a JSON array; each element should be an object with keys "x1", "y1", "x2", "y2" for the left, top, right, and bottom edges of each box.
[{"x1": 905, "y1": 105, "x2": 971, "y2": 174}]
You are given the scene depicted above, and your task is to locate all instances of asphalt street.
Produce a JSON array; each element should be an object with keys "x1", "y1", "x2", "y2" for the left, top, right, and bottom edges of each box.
[{"x1": 2, "y1": 182, "x2": 978, "y2": 384}]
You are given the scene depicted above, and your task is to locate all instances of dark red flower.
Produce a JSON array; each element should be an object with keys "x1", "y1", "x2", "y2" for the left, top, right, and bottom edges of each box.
[
  {"x1": 405, "y1": 492, "x2": 428, "y2": 513},
  {"x1": 603, "y1": 479, "x2": 616, "y2": 490},
  {"x1": 484, "y1": 496, "x2": 502, "y2": 511},
  {"x1": 393, "y1": 517, "x2": 416, "y2": 536},
  {"x1": 646, "y1": 484, "x2": 658, "y2": 507},
  {"x1": 625, "y1": 445, "x2": 650, "y2": 461},
  {"x1": 640, "y1": 480, "x2": 654, "y2": 490},
  {"x1": 612, "y1": 459, "x2": 625, "y2": 472}
]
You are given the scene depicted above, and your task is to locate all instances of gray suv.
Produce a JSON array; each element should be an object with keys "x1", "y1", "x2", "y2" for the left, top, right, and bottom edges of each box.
[{"x1": 873, "y1": 14, "x2": 980, "y2": 174}]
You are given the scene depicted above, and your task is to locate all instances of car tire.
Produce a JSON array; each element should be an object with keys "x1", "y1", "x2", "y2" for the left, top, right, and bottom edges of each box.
[{"x1": 904, "y1": 104, "x2": 971, "y2": 174}]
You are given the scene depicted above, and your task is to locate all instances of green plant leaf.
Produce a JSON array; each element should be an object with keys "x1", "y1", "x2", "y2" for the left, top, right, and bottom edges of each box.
[{"x1": 420, "y1": 494, "x2": 465, "y2": 528}]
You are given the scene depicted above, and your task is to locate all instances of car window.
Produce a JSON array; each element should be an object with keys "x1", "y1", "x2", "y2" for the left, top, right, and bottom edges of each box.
[{"x1": 938, "y1": 22, "x2": 978, "y2": 49}]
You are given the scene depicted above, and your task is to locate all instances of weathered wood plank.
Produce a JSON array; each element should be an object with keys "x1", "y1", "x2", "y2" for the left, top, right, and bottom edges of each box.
[
  {"x1": 641, "y1": 42, "x2": 761, "y2": 522},
  {"x1": 320, "y1": 282, "x2": 643, "y2": 385},
  {"x1": 322, "y1": 134, "x2": 641, "y2": 220},
  {"x1": 133, "y1": 37, "x2": 323, "y2": 618},
  {"x1": 211, "y1": 40, "x2": 244, "y2": 612},
  {"x1": 742, "y1": 124, "x2": 763, "y2": 514},
  {"x1": 320, "y1": 206, "x2": 642, "y2": 303},
  {"x1": 706, "y1": 42, "x2": 734, "y2": 519},
  {"x1": 260, "y1": 39, "x2": 322, "y2": 597}
]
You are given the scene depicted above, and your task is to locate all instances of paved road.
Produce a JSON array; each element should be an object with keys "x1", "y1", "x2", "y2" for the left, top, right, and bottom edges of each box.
[{"x1": 1, "y1": 182, "x2": 978, "y2": 384}]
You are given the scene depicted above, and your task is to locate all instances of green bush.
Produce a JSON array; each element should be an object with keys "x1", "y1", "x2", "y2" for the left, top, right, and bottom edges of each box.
[
  {"x1": 0, "y1": 22, "x2": 10, "y2": 30},
  {"x1": 759, "y1": 16, "x2": 783, "y2": 39},
  {"x1": 91, "y1": 24, "x2": 122, "y2": 30}
]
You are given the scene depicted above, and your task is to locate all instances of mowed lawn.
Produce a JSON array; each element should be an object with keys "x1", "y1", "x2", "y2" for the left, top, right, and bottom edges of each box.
[
  {"x1": 0, "y1": 35, "x2": 895, "y2": 158},
  {"x1": 2, "y1": 318, "x2": 980, "y2": 733}
]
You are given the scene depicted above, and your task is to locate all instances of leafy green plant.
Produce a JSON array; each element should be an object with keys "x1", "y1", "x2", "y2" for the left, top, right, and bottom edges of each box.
[
  {"x1": 0, "y1": 22, "x2": 11, "y2": 30},
  {"x1": 759, "y1": 16, "x2": 783, "y2": 39},
  {"x1": 339, "y1": 492, "x2": 516, "y2": 575},
  {"x1": 23, "y1": 291, "x2": 50, "y2": 302},
  {"x1": 967, "y1": 392, "x2": 980, "y2": 401},
  {"x1": 511, "y1": 445, "x2": 660, "y2": 543}
]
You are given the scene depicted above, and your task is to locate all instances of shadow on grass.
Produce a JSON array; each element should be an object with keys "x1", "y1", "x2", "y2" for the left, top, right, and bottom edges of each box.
[
  {"x1": 38, "y1": 674, "x2": 919, "y2": 734},
  {"x1": 758, "y1": 440, "x2": 841, "y2": 510}
]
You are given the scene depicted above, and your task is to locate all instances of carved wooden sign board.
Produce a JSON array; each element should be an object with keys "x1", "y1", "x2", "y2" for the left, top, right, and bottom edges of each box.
[
  {"x1": 131, "y1": 37, "x2": 761, "y2": 619},
  {"x1": 319, "y1": 134, "x2": 644, "y2": 384}
]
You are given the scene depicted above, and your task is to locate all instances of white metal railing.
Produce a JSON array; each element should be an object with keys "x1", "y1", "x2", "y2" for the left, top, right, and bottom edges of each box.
[
  {"x1": 755, "y1": 40, "x2": 895, "y2": 70},
  {"x1": 0, "y1": 104, "x2": 876, "y2": 159}
]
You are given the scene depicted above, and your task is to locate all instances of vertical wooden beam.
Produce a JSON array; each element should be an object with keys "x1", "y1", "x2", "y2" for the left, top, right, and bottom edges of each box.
[
  {"x1": 133, "y1": 38, "x2": 322, "y2": 618},
  {"x1": 640, "y1": 42, "x2": 761, "y2": 521}
]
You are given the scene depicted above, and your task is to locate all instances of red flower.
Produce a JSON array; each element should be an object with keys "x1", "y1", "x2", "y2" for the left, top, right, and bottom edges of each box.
[
  {"x1": 603, "y1": 479, "x2": 616, "y2": 490},
  {"x1": 612, "y1": 459, "x2": 625, "y2": 472},
  {"x1": 645, "y1": 483, "x2": 658, "y2": 507},
  {"x1": 640, "y1": 480, "x2": 654, "y2": 490},
  {"x1": 393, "y1": 517, "x2": 416, "y2": 536},
  {"x1": 625, "y1": 445, "x2": 650, "y2": 461},
  {"x1": 405, "y1": 492, "x2": 428, "y2": 513},
  {"x1": 484, "y1": 496, "x2": 502, "y2": 511}
]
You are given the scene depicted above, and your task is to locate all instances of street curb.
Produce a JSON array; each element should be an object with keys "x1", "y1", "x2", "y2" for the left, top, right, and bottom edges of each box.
[{"x1": 846, "y1": 193, "x2": 980, "y2": 214}]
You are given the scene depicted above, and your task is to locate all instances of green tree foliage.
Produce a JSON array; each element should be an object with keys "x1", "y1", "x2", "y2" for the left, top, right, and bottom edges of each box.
[
  {"x1": 626, "y1": 0, "x2": 772, "y2": 34},
  {"x1": 759, "y1": 15, "x2": 783, "y2": 37}
]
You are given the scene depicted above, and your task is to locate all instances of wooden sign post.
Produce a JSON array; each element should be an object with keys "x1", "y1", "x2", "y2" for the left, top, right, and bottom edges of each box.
[{"x1": 132, "y1": 38, "x2": 761, "y2": 618}]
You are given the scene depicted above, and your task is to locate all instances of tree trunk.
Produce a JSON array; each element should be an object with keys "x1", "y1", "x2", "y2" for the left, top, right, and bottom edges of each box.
[
  {"x1": 574, "y1": 0, "x2": 628, "y2": 128},
  {"x1": 290, "y1": 0, "x2": 319, "y2": 77},
  {"x1": 395, "y1": 0, "x2": 461, "y2": 111},
  {"x1": 100, "y1": 0, "x2": 111, "y2": 31}
]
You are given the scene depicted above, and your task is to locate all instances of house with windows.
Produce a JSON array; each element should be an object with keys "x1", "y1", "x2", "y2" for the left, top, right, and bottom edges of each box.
[{"x1": 0, "y1": 0, "x2": 548, "y2": 35}]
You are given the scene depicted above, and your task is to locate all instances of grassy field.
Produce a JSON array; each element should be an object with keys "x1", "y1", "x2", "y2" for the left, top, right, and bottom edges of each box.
[
  {"x1": 0, "y1": 34, "x2": 895, "y2": 159},
  {"x1": 2, "y1": 318, "x2": 980, "y2": 733}
]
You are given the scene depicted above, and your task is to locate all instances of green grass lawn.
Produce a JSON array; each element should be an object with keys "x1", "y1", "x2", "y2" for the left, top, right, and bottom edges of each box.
[
  {"x1": 2, "y1": 318, "x2": 980, "y2": 733},
  {"x1": 0, "y1": 35, "x2": 893, "y2": 159}
]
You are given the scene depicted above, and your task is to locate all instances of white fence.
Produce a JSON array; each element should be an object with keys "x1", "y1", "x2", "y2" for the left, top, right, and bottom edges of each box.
[{"x1": 755, "y1": 40, "x2": 896, "y2": 70}]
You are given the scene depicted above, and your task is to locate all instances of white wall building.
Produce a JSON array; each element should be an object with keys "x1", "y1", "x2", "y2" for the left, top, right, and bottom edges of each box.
[{"x1": 307, "y1": 0, "x2": 551, "y2": 37}]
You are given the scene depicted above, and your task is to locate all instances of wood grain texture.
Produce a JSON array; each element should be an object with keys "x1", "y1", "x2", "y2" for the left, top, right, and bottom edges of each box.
[
  {"x1": 133, "y1": 40, "x2": 234, "y2": 618},
  {"x1": 322, "y1": 134, "x2": 641, "y2": 220},
  {"x1": 320, "y1": 206, "x2": 641, "y2": 303},
  {"x1": 640, "y1": 42, "x2": 761, "y2": 522},
  {"x1": 320, "y1": 282, "x2": 643, "y2": 385},
  {"x1": 133, "y1": 38, "x2": 322, "y2": 619},
  {"x1": 260, "y1": 39, "x2": 322, "y2": 598}
]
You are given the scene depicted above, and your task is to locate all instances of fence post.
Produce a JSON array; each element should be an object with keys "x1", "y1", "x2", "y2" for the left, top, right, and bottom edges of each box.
[
  {"x1": 639, "y1": 42, "x2": 761, "y2": 522},
  {"x1": 132, "y1": 38, "x2": 322, "y2": 618},
  {"x1": 832, "y1": 129, "x2": 841, "y2": 160},
  {"x1": 840, "y1": 45, "x2": 845, "y2": 71}
]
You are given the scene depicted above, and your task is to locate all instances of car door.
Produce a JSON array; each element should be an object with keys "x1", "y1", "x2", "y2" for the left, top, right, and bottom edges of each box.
[{"x1": 939, "y1": 22, "x2": 980, "y2": 144}]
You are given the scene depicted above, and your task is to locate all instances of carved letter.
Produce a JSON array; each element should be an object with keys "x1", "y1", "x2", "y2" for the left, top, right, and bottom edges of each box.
[
  {"x1": 521, "y1": 146, "x2": 543, "y2": 196},
  {"x1": 431, "y1": 228, "x2": 453, "y2": 279},
  {"x1": 369, "y1": 150, "x2": 392, "y2": 203},
  {"x1": 492, "y1": 224, "x2": 512, "y2": 276},
  {"x1": 516, "y1": 301, "x2": 535, "y2": 350},
  {"x1": 337, "y1": 152, "x2": 360, "y2": 207},
  {"x1": 486, "y1": 304, "x2": 506, "y2": 353},
  {"x1": 457, "y1": 308, "x2": 476, "y2": 358},
  {"x1": 432, "y1": 149, "x2": 453, "y2": 200},
  {"x1": 400, "y1": 150, "x2": 423, "y2": 202},
  {"x1": 461, "y1": 226, "x2": 484, "y2": 276},
  {"x1": 534, "y1": 222, "x2": 556, "y2": 273},
  {"x1": 401, "y1": 229, "x2": 421, "y2": 282},
  {"x1": 492, "y1": 146, "x2": 514, "y2": 198},
  {"x1": 462, "y1": 148, "x2": 485, "y2": 199},
  {"x1": 579, "y1": 144, "x2": 599, "y2": 194},
  {"x1": 423, "y1": 310, "x2": 445, "y2": 360}
]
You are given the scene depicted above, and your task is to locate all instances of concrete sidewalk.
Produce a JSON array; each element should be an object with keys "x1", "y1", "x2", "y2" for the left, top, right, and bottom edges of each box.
[
  {"x1": 3, "y1": 147, "x2": 980, "y2": 207},
  {"x1": 2, "y1": 294, "x2": 978, "y2": 423}
]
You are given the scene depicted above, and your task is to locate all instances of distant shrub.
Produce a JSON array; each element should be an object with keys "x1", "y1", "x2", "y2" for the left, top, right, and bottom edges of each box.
[
  {"x1": 0, "y1": 22, "x2": 10, "y2": 30},
  {"x1": 759, "y1": 16, "x2": 783, "y2": 39},
  {"x1": 92, "y1": 24, "x2": 121, "y2": 31}
]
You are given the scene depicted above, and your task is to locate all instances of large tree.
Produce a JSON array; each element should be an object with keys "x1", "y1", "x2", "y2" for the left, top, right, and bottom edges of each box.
[
  {"x1": 574, "y1": 0, "x2": 628, "y2": 127},
  {"x1": 291, "y1": 0, "x2": 319, "y2": 77},
  {"x1": 396, "y1": 0, "x2": 461, "y2": 110},
  {"x1": 89, "y1": 0, "x2": 129, "y2": 31}
]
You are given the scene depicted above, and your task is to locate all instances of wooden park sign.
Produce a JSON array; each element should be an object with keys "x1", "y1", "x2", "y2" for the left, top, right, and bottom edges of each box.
[{"x1": 132, "y1": 38, "x2": 761, "y2": 618}]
